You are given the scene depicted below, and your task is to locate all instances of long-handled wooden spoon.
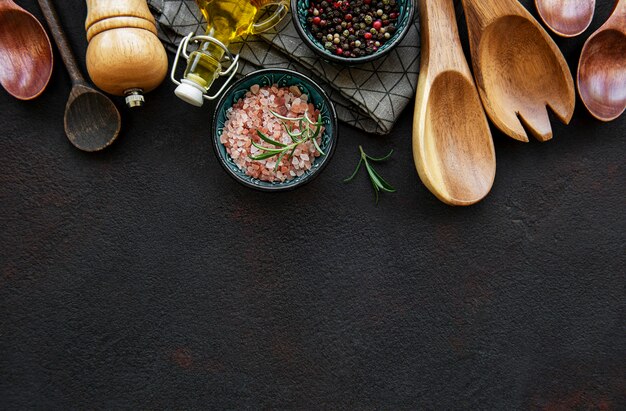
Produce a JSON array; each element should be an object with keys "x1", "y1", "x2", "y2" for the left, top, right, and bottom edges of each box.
[
  {"x1": 0, "y1": 0, "x2": 53, "y2": 100},
  {"x1": 413, "y1": 0, "x2": 496, "y2": 206},
  {"x1": 536, "y1": 0, "x2": 596, "y2": 37},
  {"x1": 461, "y1": 0, "x2": 576, "y2": 143},
  {"x1": 37, "y1": 0, "x2": 121, "y2": 152},
  {"x1": 578, "y1": 0, "x2": 625, "y2": 122}
]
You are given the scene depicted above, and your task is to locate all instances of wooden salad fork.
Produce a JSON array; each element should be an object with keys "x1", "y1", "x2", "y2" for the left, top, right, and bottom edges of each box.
[{"x1": 461, "y1": 0, "x2": 576, "y2": 142}]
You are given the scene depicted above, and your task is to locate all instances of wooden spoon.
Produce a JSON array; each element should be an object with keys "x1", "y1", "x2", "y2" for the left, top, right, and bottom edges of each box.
[
  {"x1": 536, "y1": 0, "x2": 596, "y2": 37},
  {"x1": 37, "y1": 0, "x2": 121, "y2": 152},
  {"x1": 461, "y1": 0, "x2": 576, "y2": 142},
  {"x1": 577, "y1": 0, "x2": 625, "y2": 122},
  {"x1": 413, "y1": 0, "x2": 496, "y2": 206},
  {"x1": 0, "y1": 0, "x2": 53, "y2": 100}
]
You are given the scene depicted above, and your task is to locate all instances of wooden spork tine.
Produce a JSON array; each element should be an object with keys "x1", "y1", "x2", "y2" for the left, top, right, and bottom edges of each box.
[{"x1": 461, "y1": 0, "x2": 576, "y2": 142}]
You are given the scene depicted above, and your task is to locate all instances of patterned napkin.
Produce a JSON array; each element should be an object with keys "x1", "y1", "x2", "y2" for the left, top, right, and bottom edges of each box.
[{"x1": 147, "y1": 0, "x2": 420, "y2": 135}]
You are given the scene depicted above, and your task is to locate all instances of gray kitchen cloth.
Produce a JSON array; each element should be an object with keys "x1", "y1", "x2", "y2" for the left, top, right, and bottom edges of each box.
[{"x1": 147, "y1": 0, "x2": 420, "y2": 135}]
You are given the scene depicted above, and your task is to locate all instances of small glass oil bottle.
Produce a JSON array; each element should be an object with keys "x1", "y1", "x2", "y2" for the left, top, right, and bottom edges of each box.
[{"x1": 174, "y1": 0, "x2": 289, "y2": 106}]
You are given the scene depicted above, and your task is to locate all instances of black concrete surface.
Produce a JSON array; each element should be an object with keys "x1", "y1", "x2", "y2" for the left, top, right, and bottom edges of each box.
[{"x1": 1, "y1": 0, "x2": 624, "y2": 408}]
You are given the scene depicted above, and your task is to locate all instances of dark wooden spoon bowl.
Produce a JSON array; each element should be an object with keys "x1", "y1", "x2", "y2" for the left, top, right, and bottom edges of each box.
[
  {"x1": 64, "y1": 84, "x2": 121, "y2": 151},
  {"x1": 37, "y1": 0, "x2": 120, "y2": 151},
  {"x1": 0, "y1": 0, "x2": 53, "y2": 100},
  {"x1": 577, "y1": 0, "x2": 626, "y2": 122}
]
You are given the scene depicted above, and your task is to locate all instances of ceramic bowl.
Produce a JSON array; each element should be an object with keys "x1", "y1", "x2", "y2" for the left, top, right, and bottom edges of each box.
[
  {"x1": 212, "y1": 68, "x2": 338, "y2": 192},
  {"x1": 291, "y1": 0, "x2": 415, "y2": 65}
]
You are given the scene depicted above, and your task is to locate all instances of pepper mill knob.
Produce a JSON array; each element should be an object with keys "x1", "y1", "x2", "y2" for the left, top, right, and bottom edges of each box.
[{"x1": 85, "y1": 0, "x2": 168, "y2": 107}]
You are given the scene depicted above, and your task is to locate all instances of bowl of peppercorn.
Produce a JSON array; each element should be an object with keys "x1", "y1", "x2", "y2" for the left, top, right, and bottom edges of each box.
[{"x1": 291, "y1": 0, "x2": 415, "y2": 65}]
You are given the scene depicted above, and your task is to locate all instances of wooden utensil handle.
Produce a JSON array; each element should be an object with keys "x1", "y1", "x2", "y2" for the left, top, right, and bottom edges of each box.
[
  {"x1": 420, "y1": 0, "x2": 459, "y2": 38},
  {"x1": 0, "y1": 0, "x2": 17, "y2": 12},
  {"x1": 37, "y1": 0, "x2": 85, "y2": 85},
  {"x1": 419, "y1": 0, "x2": 465, "y2": 72},
  {"x1": 609, "y1": 0, "x2": 625, "y2": 30}
]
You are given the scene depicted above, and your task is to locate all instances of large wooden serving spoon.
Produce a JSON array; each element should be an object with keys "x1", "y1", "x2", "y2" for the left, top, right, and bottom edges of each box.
[
  {"x1": 0, "y1": 0, "x2": 53, "y2": 100},
  {"x1": 536, "y1": 0, "x2": 596, "y2": 37},
  {"x1": 37, "y1": 0, "x2": 121, "y2": 152},
  {"x1": 413, "y1": 0, "x2": 495, "y2": 206},
  {"x1": 461, "y1": 0, "x2": 576, "y2": 143},
  {"x1": 577, "y1": 0, "x2": 625, "y2": 122}
]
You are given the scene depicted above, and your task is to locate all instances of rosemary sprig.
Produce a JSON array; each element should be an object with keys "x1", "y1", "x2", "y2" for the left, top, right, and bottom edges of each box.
[
  {"x1": 344, "y1": 145, "x2": 396, "y2": 204},
  {"x1": 249, "y1": 110, "x2": 325, "y2": 171}
]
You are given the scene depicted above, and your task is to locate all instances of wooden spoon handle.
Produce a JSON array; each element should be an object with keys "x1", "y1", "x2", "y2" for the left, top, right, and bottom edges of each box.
[
  {"x1": 607, "y1": 0, "x2": 626, "y2": 32},
  {"x1": 37, "y1": 0, "x2": 85, "y2": 85},
  {"x1": 0, "y1": 0, "x2": 17, "y2": 11},
  {"x1": 419, "y1": 0, "x2": 465, "y2": 72}
]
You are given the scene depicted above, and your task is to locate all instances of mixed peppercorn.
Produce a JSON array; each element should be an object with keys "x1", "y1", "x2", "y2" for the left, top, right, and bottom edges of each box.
[{"x1": 305, "y1": 0, "x2": 400, "y2": 58}]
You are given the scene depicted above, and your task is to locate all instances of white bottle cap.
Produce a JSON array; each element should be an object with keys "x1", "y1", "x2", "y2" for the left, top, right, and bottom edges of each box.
[{"x1": 175, "y1": 79, "x2": 205, "y2": 107}]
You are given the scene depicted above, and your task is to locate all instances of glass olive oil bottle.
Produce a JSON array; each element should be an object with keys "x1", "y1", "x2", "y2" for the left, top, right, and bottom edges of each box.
[{"x1": 175, "y1": 0, "x2": 289, "y2": 106}]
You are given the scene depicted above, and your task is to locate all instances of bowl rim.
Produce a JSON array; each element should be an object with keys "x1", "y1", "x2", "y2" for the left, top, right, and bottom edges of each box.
[
  {"x1": 290, "y1": 0, "x2": 416, "y2": 65},
  {"x1": 211, "y1": 68, "x2": 338, "y2": 192}
]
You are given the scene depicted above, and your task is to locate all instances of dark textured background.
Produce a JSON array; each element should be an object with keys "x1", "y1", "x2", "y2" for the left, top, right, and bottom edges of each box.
[{"x1": 1, "y1": 0, "x2": 624, "y2": 409}]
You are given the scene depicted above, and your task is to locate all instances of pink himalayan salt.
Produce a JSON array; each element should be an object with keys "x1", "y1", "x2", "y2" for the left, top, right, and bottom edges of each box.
[{"x1": 221, "y1": 84, "x2": 324, "y2": 182}]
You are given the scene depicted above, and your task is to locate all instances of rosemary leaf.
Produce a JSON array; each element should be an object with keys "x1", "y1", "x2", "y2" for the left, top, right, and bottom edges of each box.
[
  {"x1": 310, "y1": 121, "x2": 322, "y2": 140},
  {"x1": 287, "y1": 128, "x2": 305, "y2": 139},
  {"x1": 366, "y1": 149, "x2": 394, "y2": 163},
  {"x1": 344, "y1": 146, "x2": 395, "y2": 204},
  {"x1": 312, "y1": 137, "x2": 325, "y2": 156},
  {"x1": 366, "y1": 163, "x2": 396, "y2": 193},
  {"x1": 288, "y1": 145, "x2": 297, "y2": 158},
  {"x1": 257, "y1": 130, "x2": 286, "y2": 147},
  {"x1": 364, "y1": 162, "x2": 387, "y2": 191},
  {"x1": 250, "y1": 151, "x2": 279, "y2": 161},
  {"x1": 269, "y1": 110, "x2": 302, "y2": 122},
  {"x1": 280, "y1": 120, "x2": 303, "y2": 141},
  {"x1": 274, "y1": 151, "x2": 287, "y2": 171},
  {"x1": 251, "y1": 141, "x2": 283, "y2": 154},
  {"x1": 370, "y1": 176, "x2": 380, "y2": 204},
  {"x1": 343, "y1": 158, "x2": 363, "y2": 182}
]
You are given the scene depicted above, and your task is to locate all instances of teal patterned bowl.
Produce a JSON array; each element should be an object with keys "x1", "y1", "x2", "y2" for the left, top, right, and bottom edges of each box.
[
  {"x1": 291, "y1": 0, "x2": 415, "y2": 65},
  {"x1": 212, "y1": 69, "x2": 338, "y2": 191}
]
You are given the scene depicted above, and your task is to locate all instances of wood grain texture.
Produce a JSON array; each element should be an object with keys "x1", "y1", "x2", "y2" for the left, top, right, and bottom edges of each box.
[
  {"x1": 0, "y1": 0, "x2": 53, "y2": 100},
  {"x1": 578, "y1": 0, "x2": 626, "y2": 122},
  {"x1": 85, "y1": 0, "x2": 167, "y2": 97},
  {"x1": 86, "y1": 16, "x2": 157, "y2": 42},
  {"x1": 37, "y1": 0, "x2": 121, "y2": 152},
  {"x1": 63, "y1": 84, "x2": 121, "y2": 152},
  {"x1": 461, "y1": 0, "x2": 576, "y2": 142},
  {"x1": 535, "y1": 0, "x2": 595, "y2": 37},
  {"x1": 413, "y1": 0, "x2": 495, "y2": 206},
  {"x1": 85, "y1": 0, "x2": 158, "y2": 28},
  {"x1": 36, "y1": 0, "x2": 84, "y2": 85}
]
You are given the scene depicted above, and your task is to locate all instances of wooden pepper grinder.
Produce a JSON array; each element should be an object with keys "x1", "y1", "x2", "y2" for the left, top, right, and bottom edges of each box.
[{"x1": 85, "y1": 0, "x2": 168, "y2": 107}]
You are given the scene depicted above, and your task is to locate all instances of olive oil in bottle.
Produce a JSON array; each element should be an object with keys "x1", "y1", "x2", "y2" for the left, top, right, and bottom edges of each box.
[{"x1": 174, "y1": 0, "x2": 289, "y2": 106}]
